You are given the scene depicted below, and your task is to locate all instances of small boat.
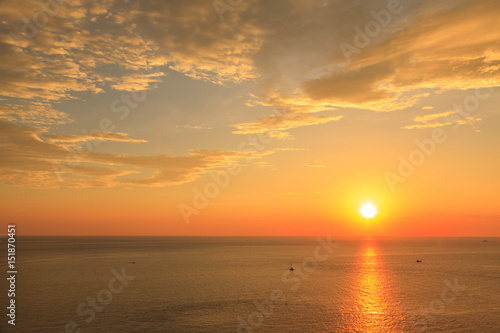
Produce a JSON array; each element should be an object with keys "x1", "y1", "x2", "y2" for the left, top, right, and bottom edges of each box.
[
  {"x1": 289, "y1": 262, "x2": 294, "y2": 271},
  {"x1": 482, "y1": 240, "x2": 488, "y2": 242},
  {"x1": 416, "y1": 260, "x2": 422, "y2": 263}
]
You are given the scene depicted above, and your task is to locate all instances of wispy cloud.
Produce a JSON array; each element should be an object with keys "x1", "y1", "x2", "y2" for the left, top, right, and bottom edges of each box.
[
  {"x1": 0, "y1": 121, "x2": 280, "y2": 188},
  {"x1": 305, "y1": 161, "x2": 326, "y2": 168},
  {"x1": 44, "y1": 132, "x2": 148, "y2": 144},
  {"x1": 402, "y1": 109, "x2": 482, "y2": 129},
  {"x1": 176, "y1": 125, "x2": 213, "y2": 130},
  {"x1": 232, "y1": 114, "x2": 343, "y2": 139},
  {"x1": 403, "y1": 117, "x2": 481, "y2": 130},
  {"x1": 413, "y1": 111, "x2": 458, "y2": 123}
]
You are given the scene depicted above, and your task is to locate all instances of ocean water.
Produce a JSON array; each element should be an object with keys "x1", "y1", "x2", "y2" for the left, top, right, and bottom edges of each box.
[{"x1": 1, "y1": 237, "x2": 499, "y2": 332}]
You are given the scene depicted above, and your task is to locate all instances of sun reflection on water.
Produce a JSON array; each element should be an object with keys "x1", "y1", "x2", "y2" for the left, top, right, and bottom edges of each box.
[{"x1": 348, "y1": 241, "x2": 405, "y2": 332}]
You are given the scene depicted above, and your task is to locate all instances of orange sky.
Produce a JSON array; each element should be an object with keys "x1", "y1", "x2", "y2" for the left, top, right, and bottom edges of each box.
[{"x1": 0, "y1": 0, "x2": 499, "y2": 236}]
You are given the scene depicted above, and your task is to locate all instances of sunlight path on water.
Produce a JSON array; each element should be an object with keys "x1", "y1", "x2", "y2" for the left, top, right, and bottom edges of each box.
[{"x1": 344, "y1": 240, "x2": 410, "y2": 332}]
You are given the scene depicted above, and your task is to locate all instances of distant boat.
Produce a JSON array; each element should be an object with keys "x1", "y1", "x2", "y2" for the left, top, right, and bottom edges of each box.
[
  {"x1": 482, "y1": 240, "x2": 488, "y2": 242},
  {"x1": 416, "y1": 260, "x2": 422, "y2": 263},
  {"x1": 290, "y1": 262, "x2": 294, "y2": 271}
]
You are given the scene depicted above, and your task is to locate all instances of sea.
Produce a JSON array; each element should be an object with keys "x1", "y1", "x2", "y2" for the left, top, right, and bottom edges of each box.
[{"x1": 1, "y1": 237, "x2": 499, "y2": 332}]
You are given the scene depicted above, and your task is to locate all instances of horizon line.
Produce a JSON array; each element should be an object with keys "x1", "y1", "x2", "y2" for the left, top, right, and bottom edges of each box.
[{"x1": 1, "y1": 235, "x2": 498, "y2": 238}]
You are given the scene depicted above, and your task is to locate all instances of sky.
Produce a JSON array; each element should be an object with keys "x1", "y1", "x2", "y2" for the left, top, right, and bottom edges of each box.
[{"x1": 0, "y1": 0, "x2": 499, "y2": 236}]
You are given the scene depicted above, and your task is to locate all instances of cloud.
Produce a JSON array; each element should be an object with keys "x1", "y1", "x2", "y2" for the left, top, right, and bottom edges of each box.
[
  {"x1": 110, "y1": 72, "x2": 166, "y2": 91},
  {"x1": 1, "y1": 0, "x2": 499, "y2": 189},
  {"x1": 252, "y1": 0, "x2": 500, "y2": 116},
  {"x1": 305, "y1": 161, "x2": 326, "y2": 168},
  {"x1": 253, "y1": 161, "x2": 275, "y2": 169},
  {"x1": 0, "y1": 120, "x2": 134, "y2": 188},
  {"x1": 176, "y1": 125, "x2": 213, "y2": 130},
  {"x1": 266, "y1": 131, "x2": 293, "y2": 140},
  {"x1": 0, "y1": 0, "x2": 268, "y2": 126},
  {"x1": 302, "y1": 0, "x2": 500, "y2": 108},
  {"x1": 303, "y1": 62, "x2": 394, "y2": 104},
  {"x1": 402, "y1": 117, "x2": 481, "y2": 129},
  {"x1": 226, "y1": 0, "x2": 499, "y2": 136},
  {"x1": 232, "y1": 114, "x2": 343, "y2": 139},
  {"x1": 413, "y1": 111, "x2": 457, "y2": 123},
  {"x1": 402, "y1": 111, "x2": 481, "y2": 129},
  {"x1": 115, "y1": 0, "x2": 264, "y2": 84},
  {"x1": 44, "y1": 132, "x2": 147, "y2": 144},
  {"x1": 0, "y1": 121, "x2": 278, "y2": 188},
  {"x1": 0, "y1": 0, "x2": 170, "y2": 126},
  {"x1": 241, "y1": 0, "x2": 499, "y2": 138},
  {"x1": 245, "y1": 92, "x2": 338, "y2": 115},
  {"x1": 2, "y1": 0, "x2": 499, "y2": 110},
  {"x1": 0, "y1": 102, "x2": 73, "y2": 126},
  {"x1": 233, "y1": 91, "x2": 344, "y2": 138}
]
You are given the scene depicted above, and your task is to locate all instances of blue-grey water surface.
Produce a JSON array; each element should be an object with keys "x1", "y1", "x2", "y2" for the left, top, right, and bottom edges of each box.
[{"x1": 1, "y1": 237, "x2": 499, "y2": 332}]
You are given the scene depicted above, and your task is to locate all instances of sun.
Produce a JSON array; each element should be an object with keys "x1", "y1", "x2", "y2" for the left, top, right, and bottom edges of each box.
[{"x1": 360, "y1": 202, "x2": 378, "y2": 219}]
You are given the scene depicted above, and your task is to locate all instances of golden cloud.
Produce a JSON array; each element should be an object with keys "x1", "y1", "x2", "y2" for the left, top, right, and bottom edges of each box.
[
  {"x1": 44, "y1": 132, "x2": 148, "y2": 144},
  {"x1": 305, "y1": 161, "x2": 326, "y2": 168},
  {"x1": 403, "y1": 111, "x2": 482, "y2": 130},
  {"x1": 0, "y1": 121, "x2": 280, "y2": 188},
  {"x1": 232, "y1": 114, "x2": 343, "y2": 139}
]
